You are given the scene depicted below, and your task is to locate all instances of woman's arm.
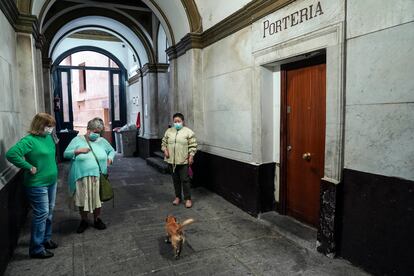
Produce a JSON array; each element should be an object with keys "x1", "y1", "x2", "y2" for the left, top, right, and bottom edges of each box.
[
  {"x1": 102, "y1": 138, "x2": 116, "y2": 162},
  {"x1": 6, "y1": 137, "x2": 34, "y2": 170},
  {"x1": 188, "y1": 130, "x2": 197, "y2": 157},
  {"x1": 161, "y1": 129, "x2": 170, "y2": 158},
  {"x1": 63, "y1": 136, "x2": 80, "y2": 160}
]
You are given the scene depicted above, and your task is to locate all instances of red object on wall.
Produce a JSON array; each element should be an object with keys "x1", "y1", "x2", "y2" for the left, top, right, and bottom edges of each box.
[{"x1": 136, "y1": 112, "x2": 141, "y2": 129}]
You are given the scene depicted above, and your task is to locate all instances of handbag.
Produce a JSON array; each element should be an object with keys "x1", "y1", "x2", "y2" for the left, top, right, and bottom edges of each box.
[{"x1": 85, "y1": 136, "x2": 114, "y2": 202}]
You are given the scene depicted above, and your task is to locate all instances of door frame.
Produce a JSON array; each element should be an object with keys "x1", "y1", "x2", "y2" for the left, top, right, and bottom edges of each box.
[
  {"x1": 54, "y1": 67, "x2": 74, "y2": 131},
  {"x1": 51, "y1": 46, "x2": 127, "y2": 133},
  {"x1": 279, "y1": 54, "x2": 327, "y2": 217}
]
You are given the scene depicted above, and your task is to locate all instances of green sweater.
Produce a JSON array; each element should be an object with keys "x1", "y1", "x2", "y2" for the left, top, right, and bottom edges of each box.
[
  {"x1": 6, "y1": 134, "x2": 58, "y2": 187},
  {"x1": 64, "y1": 135, "x2": 116, "y2": 195}
]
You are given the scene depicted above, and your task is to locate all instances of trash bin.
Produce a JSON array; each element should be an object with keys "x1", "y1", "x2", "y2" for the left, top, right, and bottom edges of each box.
[
  {"x1": 119, "y1": 129, "x2": 137, "y2": 157},
  {"x1": 57, "y1": 129, "x2": 79, "y2": 162}
]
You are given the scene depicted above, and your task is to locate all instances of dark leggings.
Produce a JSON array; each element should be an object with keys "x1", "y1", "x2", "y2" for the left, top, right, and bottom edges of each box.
[{"x1": 170, "y1": 164, "x2": 191, "y2": 200}]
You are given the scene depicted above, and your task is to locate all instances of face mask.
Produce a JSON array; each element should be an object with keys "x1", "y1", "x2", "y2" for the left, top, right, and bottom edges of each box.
[
  {"x1": 174, "y1": 123, "x2": 183, "y2": 130},
  {"x1": 89, "y1": 132, "x2": 100, "y2": 141},
  {"x1": 44, "y1": 127, "x2": 54, "y2": 134}
]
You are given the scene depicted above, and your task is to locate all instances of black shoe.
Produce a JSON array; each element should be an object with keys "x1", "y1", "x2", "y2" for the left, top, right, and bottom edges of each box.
[
  {"x1": 30, "y1": 249, "x2": 54, "y2": 259},
  {"x1": 94, "y1": 218, "x2": 106, "y2": 230},
  {"x1": 43, "y1": 240, "x2": 58, "y2": 250},
  {"x1": 77, "y1": 220, "x2": 89, "y2": 234}
]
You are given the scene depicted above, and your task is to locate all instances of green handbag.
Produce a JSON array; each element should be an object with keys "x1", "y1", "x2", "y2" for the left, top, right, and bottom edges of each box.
[{"x1": 85, "y1": 136, "x2": 114, "y2": 202}]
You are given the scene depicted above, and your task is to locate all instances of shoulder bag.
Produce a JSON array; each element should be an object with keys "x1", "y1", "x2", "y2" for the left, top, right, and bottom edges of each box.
[{"x1": 85, "y1": 136, "x2": 114, "y2": 202}]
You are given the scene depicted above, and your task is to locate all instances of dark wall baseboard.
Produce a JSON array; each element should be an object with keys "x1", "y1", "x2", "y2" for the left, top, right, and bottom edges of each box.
[
  {"x1": 339, "y1": 169, "x2": 414, "y2": 276},
  {"x1": 137, "y1": 137, "x2": 161, "y2": 159},
  {"x1": 0, "y1": 170, "x2": 28, "y2": 275},
  {"x1": 192, "y1": 151, "x2": 276, "y2": 216}
]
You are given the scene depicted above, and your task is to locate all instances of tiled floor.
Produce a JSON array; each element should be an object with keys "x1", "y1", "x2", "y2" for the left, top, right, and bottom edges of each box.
[{"x1": 5, "y1": 156, "x2": 369, "y2": 276}]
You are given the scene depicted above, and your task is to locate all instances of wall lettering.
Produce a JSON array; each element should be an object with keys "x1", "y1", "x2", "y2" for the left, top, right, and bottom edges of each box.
[{"x1": 263, "y1": 1, "x2": 324, "y2": 38}]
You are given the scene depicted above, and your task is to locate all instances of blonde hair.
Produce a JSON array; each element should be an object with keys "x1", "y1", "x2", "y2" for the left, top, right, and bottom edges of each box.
[
  {"x1": 29, "y1": 113, "x2": 56, "y2": 135},
  {"x1": 87, "y1": 117, "x2": 104, "y2": 131}
]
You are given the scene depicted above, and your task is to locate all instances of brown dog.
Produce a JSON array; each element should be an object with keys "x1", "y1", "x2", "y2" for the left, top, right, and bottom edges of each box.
[{"x1": 165, "y1": 215, "x2": 194, "y2": 259}]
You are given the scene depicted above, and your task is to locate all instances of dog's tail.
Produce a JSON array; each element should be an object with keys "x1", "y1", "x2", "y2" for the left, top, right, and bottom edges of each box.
[{"x1": 179, "y1": 218, "x2": 195, "y2": 230}]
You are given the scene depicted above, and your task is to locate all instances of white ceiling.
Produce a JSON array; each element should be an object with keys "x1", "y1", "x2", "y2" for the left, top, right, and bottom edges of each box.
[{"x1": 49, "y1": 16, "x2": 149, "y2": 66}]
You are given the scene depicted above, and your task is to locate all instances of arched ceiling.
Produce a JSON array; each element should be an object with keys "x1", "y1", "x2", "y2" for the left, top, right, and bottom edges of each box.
[
  {"x1": 32, "y1": 0, "x2": 202, "y2": 47},
  {"x1": 38, "y1": 2, "x2": 154, "y2": 63},
  {"x1": 49, "y1": 16, "x2": 150, "y2": 66},
  {"x1": 49, "y1": 24, "x2": 142, "y2": 69}
]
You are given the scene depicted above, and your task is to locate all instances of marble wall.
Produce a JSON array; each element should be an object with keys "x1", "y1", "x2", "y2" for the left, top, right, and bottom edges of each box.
[
  {"x1": 200, "y1": 27, "x2": 254, "y2": 162},
  {"x1": 127, "y1": 80, "x2": 143, "y2": 131},
  {"x1": 0, "y1": 12, "x2": 20, "y2": 187},
  {"x1": 0, "y1": 11, "x2": 47, "y2": 187},
  {"x1": 157, "y1": 71, "x2": 170, "y2": 136},
  {"x1": 344, "y1": 1, "x2": 414, "y2": 181},
  {"x1": 194, "y1": 0, "x2": 251, "y2": 30},
  {"x1": 16, "y1": 34, "x2": 46, "y2": 132},
  {"x1": 174, "y1": 49, "x2": 202, "y2": 135}
]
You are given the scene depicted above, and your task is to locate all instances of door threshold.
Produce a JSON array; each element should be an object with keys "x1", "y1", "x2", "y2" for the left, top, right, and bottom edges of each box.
[{"x1": 259, "y1": 211, "x2": 317, "y2": 252}]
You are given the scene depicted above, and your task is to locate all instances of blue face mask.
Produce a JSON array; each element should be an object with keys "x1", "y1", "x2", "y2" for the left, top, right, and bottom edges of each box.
[
  {"x1": 174, "y1": 123, "x2": 183, "y2": 130},
  {"x1": 89, "y1": 132, "x2": 100, "y2": 141}
]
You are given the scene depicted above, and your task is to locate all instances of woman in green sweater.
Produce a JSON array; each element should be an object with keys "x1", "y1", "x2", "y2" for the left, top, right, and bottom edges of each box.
[
  {"x1": 64, "y1": 118, "x2": 115, "y2": 233},
  {"x1": 6, "y1": 113, "x2": 58, "y2": 259}
]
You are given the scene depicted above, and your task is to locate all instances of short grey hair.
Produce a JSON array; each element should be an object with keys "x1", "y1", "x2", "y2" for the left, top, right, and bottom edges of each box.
[{"x1": 87, "y1": 117, "x2": 104, "y2": 131}]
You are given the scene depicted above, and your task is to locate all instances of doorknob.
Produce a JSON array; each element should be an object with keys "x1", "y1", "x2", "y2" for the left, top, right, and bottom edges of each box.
[{"x1": 302, "y1": 152, "x2": 311, "y2": 161}]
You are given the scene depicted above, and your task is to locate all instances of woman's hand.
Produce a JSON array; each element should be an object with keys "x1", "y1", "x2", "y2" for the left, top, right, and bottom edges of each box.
[
  {"x1": 30, "y1": 167, "x2": 37, "y2": 175},
  {"x1": 164, "y1": 149, "x2": 170, "y2": 158},
  {"x1": 188, "y1": 155, "x2": 194, "y2": 165},
  {"x1": 107, "y1": 159, "x2": 113, "y2": 166},
  {"x1": 75, "y1": 148, "x2": 90, "y2": 155}
]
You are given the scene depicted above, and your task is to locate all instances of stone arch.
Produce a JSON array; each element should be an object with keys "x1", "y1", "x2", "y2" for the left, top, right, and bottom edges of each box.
[
  {"x1": 35, "y1": 0, "x2": 202, "y2": 47},
  {"x1": 41, "y1": 7, "x2": 155, "y2": 65},
  {"x1": 52, "y1": 45, "x2": 127, "y2": 72}
]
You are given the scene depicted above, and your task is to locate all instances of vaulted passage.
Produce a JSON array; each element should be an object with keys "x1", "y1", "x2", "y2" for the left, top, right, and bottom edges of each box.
[{"x1": 1, "y1": 1, "x2": 413, "y2": 275}]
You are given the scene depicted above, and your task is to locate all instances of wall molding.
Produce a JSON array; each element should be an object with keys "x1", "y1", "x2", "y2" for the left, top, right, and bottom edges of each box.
[
  {"x1": 0, "y1": 166, "x2": 20, "y2": 191},
  {"x1": 181, "y1": 0, "x2": 203, "y2": 33},
  {"x1": 167, "y1": 0, "x2": 296, "y2": 60},
  {"x1": 166, "y1": 32, "x2": 202, "y2": 60},
  {"x1": 0, "y1": 0, "x2": 19, "y2": 27},
  {"x1": 0, "y1": 0, "x2": 44, "y2": 49},
  {"x1": 128, "y1": 63, "x2": 170, "y2": 84},
  {"x1": 128, "y1": 73, "x2": 141, "y2": 85},
  {"x1": 139, "y1": 63, "x2": 169, "y2": 77}
]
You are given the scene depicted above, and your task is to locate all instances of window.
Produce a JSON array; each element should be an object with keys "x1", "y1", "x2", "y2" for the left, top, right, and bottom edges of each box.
[{"x1": 79, "y1": 62, "x2": 86, "y2": 92}]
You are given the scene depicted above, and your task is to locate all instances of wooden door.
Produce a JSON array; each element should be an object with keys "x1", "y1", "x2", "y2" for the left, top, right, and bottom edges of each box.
[{"x1": 282, "y1": 57, "x2": 326, "y2": 227}]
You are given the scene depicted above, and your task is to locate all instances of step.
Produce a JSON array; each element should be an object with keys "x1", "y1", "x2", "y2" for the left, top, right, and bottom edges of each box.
[
  {"x1": 259, "y1": 211, "x2": 317, "y2": 252},
  {"x1": 146, "y1": 157, "x2": 169, "y2": 174},
  {"x1": 153, "y1": 151, "x2": 165, "y2": 159}
]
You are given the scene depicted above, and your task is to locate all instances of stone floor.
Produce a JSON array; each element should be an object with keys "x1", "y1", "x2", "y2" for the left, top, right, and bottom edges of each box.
[{"x1": 5, "y1": 156, "x2": 369, "y2": 276}]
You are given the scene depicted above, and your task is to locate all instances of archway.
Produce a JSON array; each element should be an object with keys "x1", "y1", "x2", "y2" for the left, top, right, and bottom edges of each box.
[{"x1": 52, "y1": 46, "x2": 128, "y2": 146}]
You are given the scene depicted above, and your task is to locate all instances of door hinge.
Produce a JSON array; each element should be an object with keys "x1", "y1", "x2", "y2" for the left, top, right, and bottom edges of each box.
[{"x1": 287, "y1": 106, "x2": 291, "y2": 114}]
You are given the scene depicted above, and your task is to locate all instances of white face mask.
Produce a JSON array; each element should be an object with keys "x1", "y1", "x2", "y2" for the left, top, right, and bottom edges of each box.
[{"x1": 44, "y1": 127, "x2": 54, "y2": 134}]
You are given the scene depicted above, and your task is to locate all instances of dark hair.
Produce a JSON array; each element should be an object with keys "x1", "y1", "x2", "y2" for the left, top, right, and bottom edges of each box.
[{"x1": 173, "y1": 113, "x2": 184, "y2": 121}]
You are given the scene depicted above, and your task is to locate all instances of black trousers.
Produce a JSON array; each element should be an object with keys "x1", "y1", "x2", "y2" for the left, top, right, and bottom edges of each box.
[{"x1": 170, "y1": 164, "x2": 191, "y2": 200}]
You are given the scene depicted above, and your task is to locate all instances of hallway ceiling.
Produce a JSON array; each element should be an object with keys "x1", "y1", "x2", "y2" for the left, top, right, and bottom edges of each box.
[{"x1": 32, "y1": 0, "x2": 195, "y2": 46}]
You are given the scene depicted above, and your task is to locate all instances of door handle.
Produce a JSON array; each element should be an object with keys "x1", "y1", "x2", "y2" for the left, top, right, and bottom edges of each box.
[{"x1": 302, "y1": 152, "x2": 311, "y2": 161}]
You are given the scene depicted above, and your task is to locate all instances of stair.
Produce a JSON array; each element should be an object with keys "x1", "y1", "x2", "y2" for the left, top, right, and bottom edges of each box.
[
  {"x1": 146, "y1": 151, "x2": 169, "y2": 174},
  {"x1": 259, "y1": 211, "x2": 317, "y2": 252},
  {"x1": 153, "y1": 151, "x2": 165, "y2": 159}
]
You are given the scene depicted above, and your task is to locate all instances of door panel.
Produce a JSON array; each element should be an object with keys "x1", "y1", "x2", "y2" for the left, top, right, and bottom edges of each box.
[
  {"x1": 285, "y1": 60, "x2": 326, "y2": 227},
  {"x1": 56, "y1": 69, "x2": 73, "y2": 130},
  {"x1": 109, "y1": 71, "x2": 126, "y2": 129}
]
